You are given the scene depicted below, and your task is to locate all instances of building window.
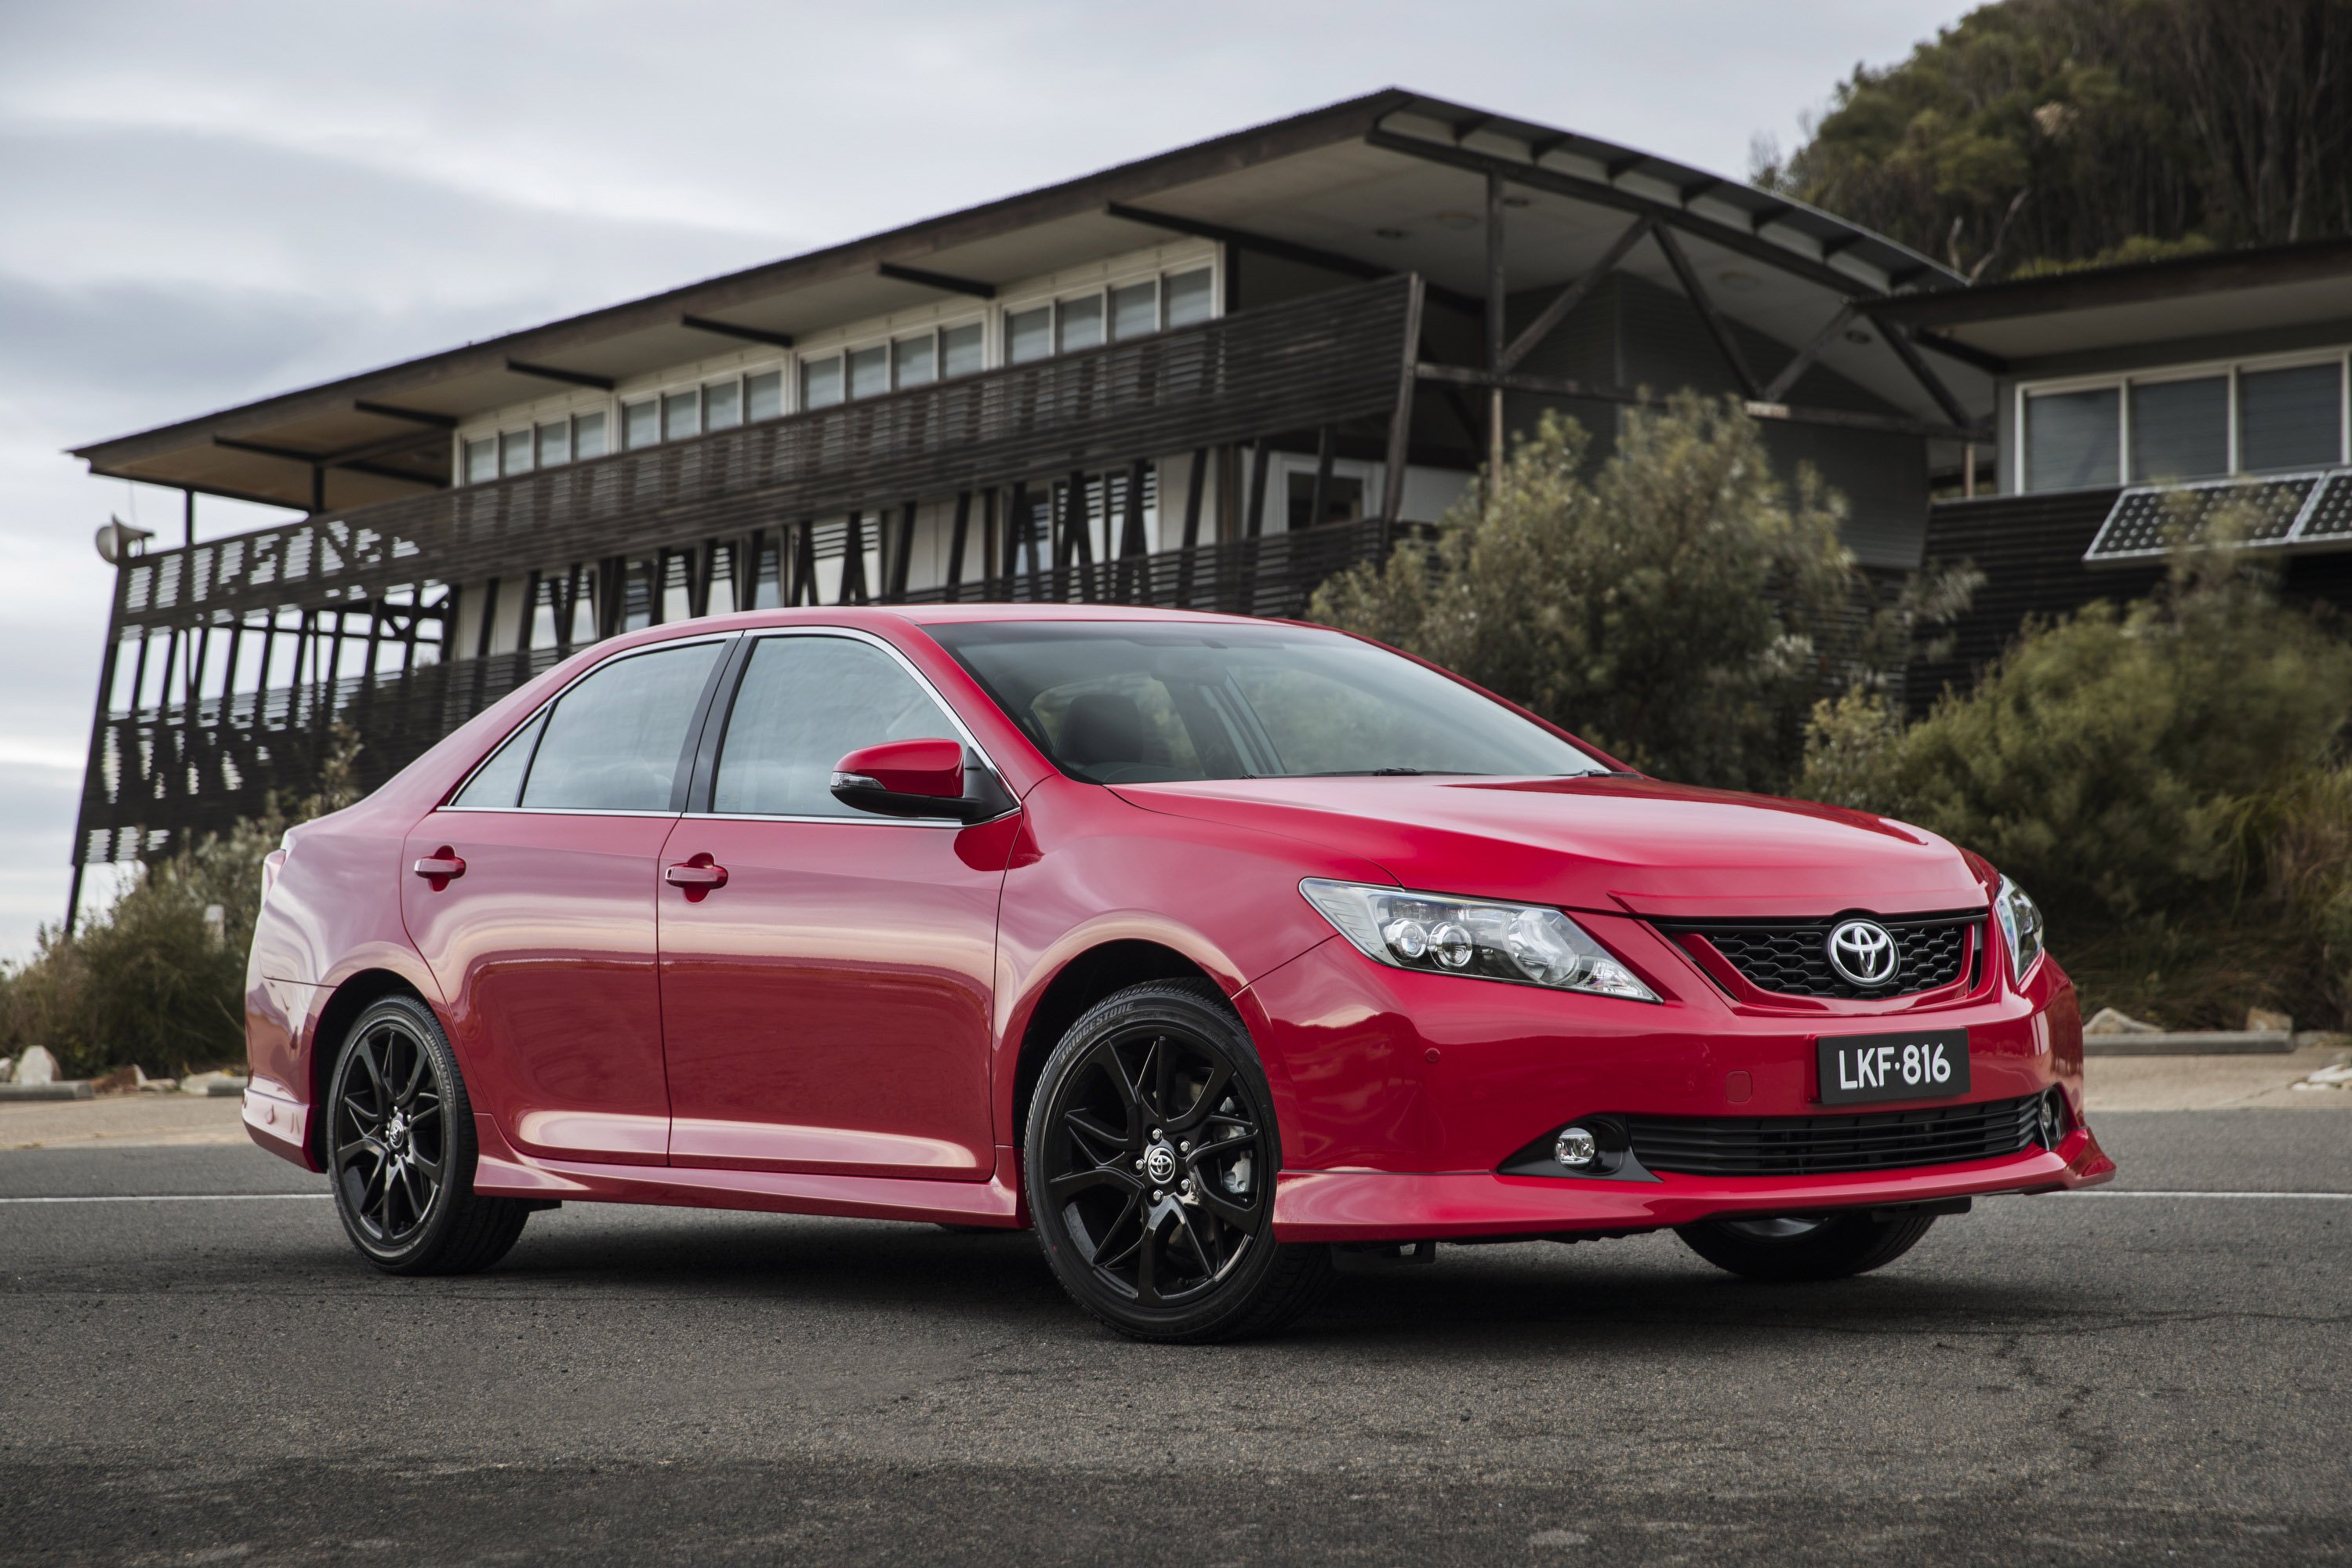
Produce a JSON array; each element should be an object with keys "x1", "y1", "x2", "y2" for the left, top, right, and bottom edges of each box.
[
  {"x1": 893, "y1": 333, "x2": 936, "y2": 389},
  {"x1": 2129, "y1": 377, "x2": 2227, "y2": 482},
  {"x1": 1006, "y1": 306, "x2": 1051, "y2": 365},
  {"x1": 1057, "y1": 293, "x2": 1104, "y2": 354},
  {"x1": 2240, "y1": 363, "x2": 2343, "y2": 471},
  {"x1": 575, "y1": 409, "x2": 608, "y2": 459},
  {"x1": 943, "y1": 321, "x2": 985, "y2": 377},
  {"x1": 463, "y1": 437, "x2": 496, "y2": 484},
  {"x1": 499, "y1": 429, "x2": 533, "y2": 477},
  {"x1": 535, "y1": 419, "x2": 572, "y2": 469},
  {"x1": 747, "y1": 369, "x2": 783, "y2": 421},
  {"x1": 662, "y1": 389, "x2": 701, "y2": 441},
  {"x1": 2025, "y1": 388, "x2": 2118, "y2": 492},
  {"x1": 623, "y1": 398, "x2": 659, "y2": 449},
  {"x1": 1110, "y1": 280, "x2": 1157, "y2": 341},
  {"x1": 804, "y1": 356, "x2": 844, "y2": 408},
  {"x1": 1165, "y1": 267, "x2": 1212, "y2": 327},
  {"x1": 848, "y1": 344, "x2": 889, "y2": 399},
  {"x1": 704, "y1": 377, "x2": 742, "y2": 431},
  {"x1": 2022, "y1": 351, "x2": 2349, "y2": 492}
]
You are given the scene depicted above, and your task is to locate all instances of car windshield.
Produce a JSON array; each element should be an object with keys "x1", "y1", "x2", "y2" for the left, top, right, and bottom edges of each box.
[{"x1": 926, "y1": 620, "x2": 1608, "y2": 786}]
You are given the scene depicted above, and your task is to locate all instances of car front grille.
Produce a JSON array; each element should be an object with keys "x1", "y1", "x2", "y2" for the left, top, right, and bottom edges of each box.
[
  {"x1": 1626, "y1": 1094, "x2": 2041, "y2": 1178},
  {"x1": 1660, "y1": 913, "x2": 1981, "y2": 1000}
]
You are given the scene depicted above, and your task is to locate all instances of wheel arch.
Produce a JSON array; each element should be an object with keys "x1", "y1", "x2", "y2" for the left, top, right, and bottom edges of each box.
[
  {"x1": 1010, "y1": 939, "x2": 1218, "y2": 1149},
  {"x1": 305, "y1": 969, "x2": 434, "y2": 1168}
]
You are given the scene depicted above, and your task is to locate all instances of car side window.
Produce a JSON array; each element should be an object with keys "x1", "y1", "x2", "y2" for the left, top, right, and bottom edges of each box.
[
  {"x1": 711, "y1": 637, "x2": 962, "y2": 818},
  {"x1": 459, "y1": 640, "x2": 724, "y2": 813}
]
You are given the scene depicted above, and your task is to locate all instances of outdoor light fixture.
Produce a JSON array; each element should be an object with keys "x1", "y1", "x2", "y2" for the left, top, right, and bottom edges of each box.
[
  {"x1": 1300, "y1": 880, "x2": 1658, "y2": 1000},
  {"x1": 93, "y1": 517, "x2": 154, "y2": 565}
]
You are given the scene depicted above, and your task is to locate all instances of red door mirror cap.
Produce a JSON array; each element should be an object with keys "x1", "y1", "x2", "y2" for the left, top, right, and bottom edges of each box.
[{"x1": 833, "y1": 738, "x2": 965, "y2": 799}]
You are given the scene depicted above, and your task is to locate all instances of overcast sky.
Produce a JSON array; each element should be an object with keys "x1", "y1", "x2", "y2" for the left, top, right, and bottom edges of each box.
[{"x1": 0, "y1": 0, "x2": 1965, "y2": 959}]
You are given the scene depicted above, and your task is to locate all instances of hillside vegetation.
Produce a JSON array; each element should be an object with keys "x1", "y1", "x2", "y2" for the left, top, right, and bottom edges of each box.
[{"x1": 1754, "y1": 0, "x2": 2352, "y2": 280}]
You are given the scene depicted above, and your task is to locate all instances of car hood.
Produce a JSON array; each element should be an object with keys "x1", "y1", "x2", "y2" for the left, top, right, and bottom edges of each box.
[{"x1": 1110, "y1": 775, "x2": 1989, "y2": 920}]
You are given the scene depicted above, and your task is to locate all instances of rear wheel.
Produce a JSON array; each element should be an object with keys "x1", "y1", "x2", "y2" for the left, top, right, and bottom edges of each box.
[
  {"x1": 1675, "y1": 1210, "x2": 1937, "y2": 1283},
  {"x1": 325, "y1": 994, "x2": 531, "y2": 1276},
  {"x1": 1025, "y1": 981, "x2": 1328, "y2": 1342}
]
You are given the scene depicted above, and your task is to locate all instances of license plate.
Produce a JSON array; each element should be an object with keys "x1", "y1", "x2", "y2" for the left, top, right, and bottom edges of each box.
[{"x1": 1816, "y1": 1028, "x2": 1969, "y2": 1105}]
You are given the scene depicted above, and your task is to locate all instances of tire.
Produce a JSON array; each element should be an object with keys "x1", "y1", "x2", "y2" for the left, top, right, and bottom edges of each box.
[
  {"x1": 1675, "y1": 1210, "x2": 1939, "y2": 1283},
  {"x1": 1024, "y1": 980, "x2": 1329, "y2": 1343},
  {"x1": 324, "y1": 993, "x2": 532, "y2": 1276}
]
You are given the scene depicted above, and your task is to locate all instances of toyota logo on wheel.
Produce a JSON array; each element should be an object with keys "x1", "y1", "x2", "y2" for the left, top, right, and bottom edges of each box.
[{"x1": 1825, "y1": 919, "x2": 1900, "y2": 987}]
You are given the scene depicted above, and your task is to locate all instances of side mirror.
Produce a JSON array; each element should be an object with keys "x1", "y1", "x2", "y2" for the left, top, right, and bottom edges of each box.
[{"x1": 829, "y1": 739, "x2": 1008, "y2": 823}]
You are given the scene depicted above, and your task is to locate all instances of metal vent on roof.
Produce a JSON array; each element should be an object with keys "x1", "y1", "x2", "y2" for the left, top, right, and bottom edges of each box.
[{"x1": 2082, "y1": 467, "x2": 2347, "y2": 565}]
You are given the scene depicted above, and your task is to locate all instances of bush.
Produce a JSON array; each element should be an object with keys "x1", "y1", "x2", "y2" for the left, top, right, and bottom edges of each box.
[
  {"x1": 1312, "y1": 392, "x2": 1969, "y2": 793},
  {"x1": 1801, "y1": 544, "x2": 2352, "y2": 1027},
  {"x1": 0, "y1": 727, "x2": 363, "y2": 1080}
]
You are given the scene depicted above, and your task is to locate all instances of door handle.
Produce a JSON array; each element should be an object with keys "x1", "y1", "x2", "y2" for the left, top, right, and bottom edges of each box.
[
  {"x1": 663, "y1": 857, "x2": 728, "y2": 893},
  {"x1": 412, "y1": 851, "x2": 466, "y2": 886}
]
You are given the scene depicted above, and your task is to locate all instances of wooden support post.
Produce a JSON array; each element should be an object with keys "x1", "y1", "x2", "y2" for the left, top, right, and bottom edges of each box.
[
  {"x1": 889, "y1": 502, "x2": 917, "y2": 601},
  {"x1": 946, "y1": 492, "x2": 971, "y2": 592},
  {"x1": 793, "y1": 524, "x2": 817, "y2": 606},
  {"x1": 1485, "y1": 169, "x2": 1508, "y2": 491},
  {"x1": 1308, "y1": 426, "x2": 1335, "y2": 532},
  {"x1": 1246, "y1": 443, "x2": 1271, "y2": 539},
  {"x1": 182, "y1": 488, "x2": 195, "y2": 550},
  {"x1": 1006, "y1": 481, "x2": 1030, "y2": 582},
  {"x1": 1120, "y1": 460, "x2": 1149, "y2": 557},
  {"x1": 1381, "y1": 277, "x2": 1427, "y2": 537},
  {"x1": 1181, "y1": 448, "x2": 1208, "y2": 550}
]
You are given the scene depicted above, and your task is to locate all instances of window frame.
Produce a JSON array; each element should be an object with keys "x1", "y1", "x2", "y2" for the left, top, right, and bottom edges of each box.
[
  {"x1": 2016, "y1": 345, "x2": 2352, "y2": 494},
  {"x1": 686, "y1": 626, "x2": 1004, "y2": 826},
  {"x1": 996, "y1": 262, "x2": 1221, "y2": 372},
  {"x1": 437, "y1": 632, "x2": 740, "y2": 816}
]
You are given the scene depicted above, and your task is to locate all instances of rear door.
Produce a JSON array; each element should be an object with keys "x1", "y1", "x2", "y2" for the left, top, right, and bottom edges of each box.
[
  {"x1": 656, "y1": 630, "x2": 1007, "y2": 1178},
  {"x1": 402, "y1": 636, "x2": 731, "y2": 1166}
]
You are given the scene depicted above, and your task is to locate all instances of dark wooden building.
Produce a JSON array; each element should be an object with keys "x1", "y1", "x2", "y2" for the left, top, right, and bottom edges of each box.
[
  {"x1": 66, "y1": 89, "x2": 1994, "y2": 917},
  {"x1": 1876, "y1": 240, "x2": 2352, "y2": 708}
]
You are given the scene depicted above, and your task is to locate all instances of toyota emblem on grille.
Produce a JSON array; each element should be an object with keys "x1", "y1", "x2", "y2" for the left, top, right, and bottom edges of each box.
[{"x1": 1825, "y1": 919, "x2": 1899, "y2": 987}]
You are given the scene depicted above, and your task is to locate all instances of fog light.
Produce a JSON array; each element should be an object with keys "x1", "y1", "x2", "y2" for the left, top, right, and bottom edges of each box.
[
  {"x1": 1555, "y1": 1127, "x2": 1598, "y2": 1168},
  {"x1": 2037, "y1": 1092, "x2": 2066, "y2": 1149}
]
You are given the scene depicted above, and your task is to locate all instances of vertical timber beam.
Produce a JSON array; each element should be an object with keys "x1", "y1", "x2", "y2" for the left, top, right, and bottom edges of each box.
[
  {"x1": 1486, "y1": 169, "x2": 1508, "y2": 488},
  {"x1": 946, "y1": 492, "x2": 972, "y2": 592},
  {"x1": 1308, "y1": 426, "x2": 1334, "y2": 532},
  {"x1": 1381, "y1": 275, "x2": 1428, "y2": 539},
  {"x1": 888, "y1": 502, "x2": 917, "y2": 601},
  {"x1": 1246, "y1": 443, "x2": 1271, "y2": 539}
]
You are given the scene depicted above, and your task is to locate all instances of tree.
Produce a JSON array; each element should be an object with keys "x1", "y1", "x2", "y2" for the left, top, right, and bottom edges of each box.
[
  {"x1": 1310, "y1": 394, "x2": 1962, "y2": 793},
  {"x1": 1755, "y1": 0, "x2": 2352, "y2": 281}
]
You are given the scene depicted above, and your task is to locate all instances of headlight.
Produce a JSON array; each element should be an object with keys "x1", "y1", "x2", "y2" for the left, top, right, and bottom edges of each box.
[
  {"x1": 1993, "y1": 875, "x2": 2045, "y2": 980},
  {"x1": 1299, "y1": 879, "x2": 1659, "y2": 1001}
]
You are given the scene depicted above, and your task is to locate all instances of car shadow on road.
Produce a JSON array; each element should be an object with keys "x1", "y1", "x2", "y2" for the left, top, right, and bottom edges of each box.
[{"x1": 474, "y1": 1207, "x2": 2085, "y2": 1352}]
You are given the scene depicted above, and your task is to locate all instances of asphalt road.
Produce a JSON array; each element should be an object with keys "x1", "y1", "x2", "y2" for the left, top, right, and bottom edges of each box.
[{"x1": 2, "y1": 1112, "x2": 2346, "y2": 1566}]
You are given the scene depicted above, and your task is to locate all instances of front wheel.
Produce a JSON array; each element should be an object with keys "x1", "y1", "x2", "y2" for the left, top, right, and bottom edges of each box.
[
  {"x1": 1675, "y1": 1210, "x2": 1938, "y2": 1283},
  {"x1": 1025, "y1": 981, "x2": 1329, "y2": 1343},
  {"x1": 325, "y1": 993, "x2": 532, "y2": 1276}
]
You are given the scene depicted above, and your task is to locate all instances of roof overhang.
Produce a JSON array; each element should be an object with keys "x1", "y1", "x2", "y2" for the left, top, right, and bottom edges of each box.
[
  {"x1": 71, "y1": 89, "x2": 1973, "y2": 514},
  {"x1": 1868, "y1": 238, "x2": 2352, "y2": 365}
]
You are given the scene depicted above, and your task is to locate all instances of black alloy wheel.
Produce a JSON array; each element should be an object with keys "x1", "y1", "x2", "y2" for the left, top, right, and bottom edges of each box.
[
  {"x1": 1025, "y1": 981, "x2": 1328, "y2": 1342},
  {"x1": 326, "y1": 993, "x2": 532, "y2": 1275},
  {"x1": 1674, "y1": 1209, "x2": 1939, "y2": 1283}
]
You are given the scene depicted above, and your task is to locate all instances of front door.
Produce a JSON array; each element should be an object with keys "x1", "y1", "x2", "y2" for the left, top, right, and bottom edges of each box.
[
  {"x1": 403, "y1": 636, "x2": 730, "y2": 1166},
  {"x1": 657, "y1": 631, "x2": 1005, "y2": 1178}
]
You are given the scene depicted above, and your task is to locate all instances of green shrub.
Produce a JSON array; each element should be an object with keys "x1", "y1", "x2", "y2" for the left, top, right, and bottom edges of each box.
[
  {"x1": 1802, "y1": 543, "x2": 2352, "y2": 1027},
  {"x1": 1311, "y1": 393, "x2": 1958, "y2": 793},
  {"x1": 0, "y1": 726, "x2": 364, "y2": 1080}
]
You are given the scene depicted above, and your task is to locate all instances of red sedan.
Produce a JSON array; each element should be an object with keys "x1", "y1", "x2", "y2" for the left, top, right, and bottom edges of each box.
[{"x1": 244, "y1": 606, "x2": 2113, "y2": 1341}]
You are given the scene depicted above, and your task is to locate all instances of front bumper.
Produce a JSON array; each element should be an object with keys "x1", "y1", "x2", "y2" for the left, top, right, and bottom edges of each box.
[{"x1": 1271, "y1": 1124, "x2": 2114, "y2": 1242}]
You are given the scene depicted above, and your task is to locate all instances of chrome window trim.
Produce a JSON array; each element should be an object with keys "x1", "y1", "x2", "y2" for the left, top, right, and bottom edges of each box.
[
  {"x1": 438, "y1": 630, "x2": 741, "y2": 811},
  {"x1": 695, "y1": 624, "x2": 1007, "y2": 821}
]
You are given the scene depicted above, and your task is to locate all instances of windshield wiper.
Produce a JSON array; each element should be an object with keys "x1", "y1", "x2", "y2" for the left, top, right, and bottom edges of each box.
[{"x1": 1291, "y1": 768, "x2": 1461, "y2": 777}]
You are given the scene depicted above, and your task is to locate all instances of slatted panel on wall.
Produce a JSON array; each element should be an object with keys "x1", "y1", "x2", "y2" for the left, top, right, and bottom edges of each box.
[
  {"x1": 111, "y1": 277, "x2": 1418, "y2": 634},
  {"x1": 1905, "y1": 488, "x2": 2151, "y2": 713},
  {"x1": 78, "y1": 518, "x2": 1427, "y2": 863}
]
